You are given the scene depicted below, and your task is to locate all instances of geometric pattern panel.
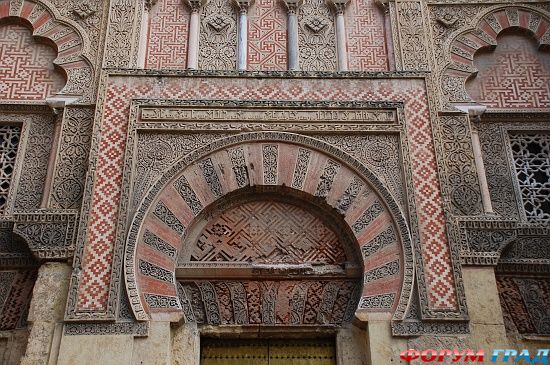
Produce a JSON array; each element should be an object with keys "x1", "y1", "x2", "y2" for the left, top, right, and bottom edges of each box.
[
  {"x1": 345, "y1": 0, "x2": 388, "y2": 71},
  {"x1": 248, "y1": 0, "x2": 287, "y2": 70},
  {"x1": 0, "y1": 23, "x2": 65, "y2": 100},
  {"x1": 145, "y1": 0, "x2": 190, "y2": 69},
  {"x1": 466, "y1": 33, "x2": 550, "y2": 108},
  {"x1": 509, "y1": 133, "x2": 550, "y2": 222},
  {"x1": 443, "y1": 8, "x2": 550, "y2": 107},
  {"x1": 497, "y1": 275, "x2": 550, "y2": 335},
  {"x1": 75, "y1": 76, "x2": 454, "y2": 318},
  {"x1": 177, "y1": 280, "x2": 360, "y2": 326},
  {"x1": 0, "y1": 126, "x2": 21, "y2": 213},
  {"x1": 0, "y1": 269, "x2": 37, "y2": 330},
  {"x1": 192, "y1": 200, "x2": 347, "y2": 264}
]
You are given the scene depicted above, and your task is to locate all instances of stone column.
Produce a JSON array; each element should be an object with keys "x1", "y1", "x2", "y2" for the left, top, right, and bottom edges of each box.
[
  {"x1": 20, "y1": 262, "x2": 72, "y2": 365},
  {"x1": 186, "y1": 0, "x2": 206, "y2": 69},
  {"x1": 456, "y1": 104, "x2": 493, "y2": 214},
  {"x1": 235, "y1": 0, "x2": 253, "y2": 70},
  {"x1": 330, "y1": 0, "x2": 349, "y2": 71},
  {"x1": 375, "y1": 0, "x2": 395, "y2": 70},
  {"x1": 471, "y1": 126, "x2": 494, "y2": 214},
  {"x1": 40, "y1": 111, "x2": 63, "y2": 208},
  {"x1": 284, "y1": 0, "x2": 301, "y2": 70}
]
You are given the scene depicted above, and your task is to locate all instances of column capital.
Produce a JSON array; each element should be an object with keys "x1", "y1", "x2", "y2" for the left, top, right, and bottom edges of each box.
[
  {"x1": 233, "y1": 0, "x2": 254, "y2": 14},
  {"x1": 327, "y1": 0, "x2": 349, "y2": 15},
  {"x1": 374, "y1": 0, "x2": 390, "y2": 14},
  {"x1": 283, "y1": 0, "x2": 302, "y2": 15},
  {"x1": 185, "y1": 0, "x2": 208, "y2": 12}
]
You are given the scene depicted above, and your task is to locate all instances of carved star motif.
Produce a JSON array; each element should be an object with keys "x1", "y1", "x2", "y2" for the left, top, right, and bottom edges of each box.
[
  {"x1": 437, "y1": 13, "x2": 458, "y2": 28},
  {"x1": 73, "y1": 4, "x2": 96, "y2": 19},
  {"x1": 207, "y1": 16, "x2": 230, "y2": 32},
  {"x1": 305, "y1": 17, "x2": 327, "y2": 33}
]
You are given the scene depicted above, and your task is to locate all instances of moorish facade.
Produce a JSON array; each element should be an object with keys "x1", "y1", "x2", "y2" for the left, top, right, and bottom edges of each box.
[{"x1": 0, "y1": 0, "x2": 549, "y2": 363}]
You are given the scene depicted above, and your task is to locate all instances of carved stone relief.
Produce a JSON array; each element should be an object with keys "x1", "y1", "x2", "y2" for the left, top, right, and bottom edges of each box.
[
  {"x1": 0, "y1": 112, "x2": 54, "y2": 212},
  {"x1": 298, "y1": 0, "x2": 337, "y2": 71},
  {"x1": 50, "y1": 107, "x2": 94, "y2": 209},
  {"x1": 177, "y1": 280, "x2": 360, "y2": 326},
  {"x1": 134, "y1": 133, "x2": 230, "y2": 209},
  {"x1": 13, "y1": 211, "x2": 78, "y2": 260},
  {"x1": 396, "y1": 1, "x2": 429, "y2": 71},
  {"x1": 497, "y1": 275, "x2": 550, "y2": 336},
  {"x1": 104, "y1": 0, "x2": 139, "y2": 68},
  {"x1": 199, "y1": 0, "x2": 238, "y2": 70},
  {"x1": 14, "y1": 115, "x2": 54, "y2": 210},
  {"x1": 437, "y1": 116, "x2": 482, "y2": 216},
  {"x1": 185, "y1": 200, "x2": 348, "y2": 264},
  {"x1": 314, "y1": 134, "x2": 407, "y2": 214},
  {"x1": 477, "y1": 122, "x2": 519, "y2": 219}
]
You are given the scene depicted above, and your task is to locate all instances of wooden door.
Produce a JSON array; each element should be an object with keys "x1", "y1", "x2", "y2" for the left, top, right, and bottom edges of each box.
[{"x1": 201, "y1": 338, "x2": 336, "y2": 365}]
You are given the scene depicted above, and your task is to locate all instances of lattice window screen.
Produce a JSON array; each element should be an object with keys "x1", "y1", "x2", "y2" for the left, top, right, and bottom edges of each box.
[
  {"x1": 509, "y1": 133, "x2": 550, "y2": 222},
  {"x1": 0, "y1": 126, "x2": 21, "y2": 213}
]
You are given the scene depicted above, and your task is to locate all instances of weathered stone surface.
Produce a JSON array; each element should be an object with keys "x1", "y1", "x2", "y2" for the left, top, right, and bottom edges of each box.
[
  {"x1": 132, "y1": 321, "x2": 171, "y2": 365},
  {"x1": 20, "y1": 263, "x2": 71, "y2": 365},
  {"x1": 336, "y1": 326, "x2": 368, "y2": 365},
  {"x1": 462, "y1": 267, "x2": 505, "y2": 326},
  {"x1": 172, "y1": 323, "x2": 200, "y2": 365},
  {"x1": 56, "y1": 335, "x2": 134, "y2": 365}
]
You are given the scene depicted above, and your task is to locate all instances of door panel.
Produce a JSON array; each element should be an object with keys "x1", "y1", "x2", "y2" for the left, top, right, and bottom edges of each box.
[
  {"x1": 200, "y1": 338, "x2": 336, "y2": 365},
  {"x1": 201, "y1": 339, "x2": 269, "y2": 365},
  {"x1": 269, "y1": 339, "x2": 336, "y2": 365}
]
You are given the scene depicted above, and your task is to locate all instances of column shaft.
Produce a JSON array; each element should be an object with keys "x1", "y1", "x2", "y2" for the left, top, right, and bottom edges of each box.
[
  {"x1": 237, "y1": 10, "x2": 248, "y2": 70},
  {"x1": 471, "y1": 128, "x2": 494, "y2": 214},
  {"x1": 287, "y1": 11, "x2": 299, "y2": 70},
  {"x1": 187, "y1": 9, "x2": 200, "y2": 69},
  {"x1": 335, "y1": 12, "x2": 348, "y2": 71}
]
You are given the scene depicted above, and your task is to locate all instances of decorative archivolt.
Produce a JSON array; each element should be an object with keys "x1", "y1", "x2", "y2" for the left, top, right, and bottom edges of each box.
[
  {"x1": 0, "y1": 0, "x2": 95, "y2": 103},
  {"x1": 124, "y1": 132, "x2": 414, "y2": 325},
  {"x1": 440, "y1": 5, "x2": 550, "y2": 107}
]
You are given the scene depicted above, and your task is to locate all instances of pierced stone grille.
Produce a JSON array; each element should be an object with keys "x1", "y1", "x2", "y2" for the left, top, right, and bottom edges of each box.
[
  {"x1": 509, "y1": 133, "x2": 550, "y2": 222},
  {"x1": 0, "y1": 126, "x2": 21, "y2": 213}
]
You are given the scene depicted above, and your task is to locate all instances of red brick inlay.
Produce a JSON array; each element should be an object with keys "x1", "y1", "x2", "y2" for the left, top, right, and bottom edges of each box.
[
  {"x1": 0, "y1": 23, "x2": 65, "y2": 100},
  {"x1": 192, "y1": 200, "x2": 347, "y2": 264},
  {"x1": 145, "y1": 0, "x2": 190, "y2": 69},
  {"x1": 466, "y1": 33, "x2": 550, "y2": 108}
]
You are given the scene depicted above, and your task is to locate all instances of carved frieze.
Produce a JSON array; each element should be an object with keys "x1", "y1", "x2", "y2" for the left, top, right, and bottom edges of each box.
[{"x1": 177, "y1": 279, "x2": 361, "y2": 326}]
